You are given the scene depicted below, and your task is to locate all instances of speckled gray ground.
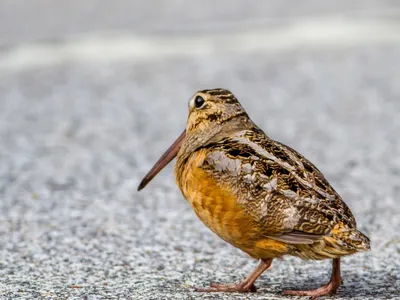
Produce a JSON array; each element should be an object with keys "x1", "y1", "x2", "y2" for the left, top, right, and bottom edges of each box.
[{"x1": 1, "y1": 1, "x2": 400, "y2": 300}]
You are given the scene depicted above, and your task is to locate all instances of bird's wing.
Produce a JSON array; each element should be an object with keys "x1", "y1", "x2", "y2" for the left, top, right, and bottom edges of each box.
[{"x1": 199, "y1": 129, "x2": 356, "y2": 244}]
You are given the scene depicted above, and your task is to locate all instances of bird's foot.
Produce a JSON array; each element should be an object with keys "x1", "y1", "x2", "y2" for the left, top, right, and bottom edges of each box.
[
  {"x1": 283, "y1": 258, "x2": 342, "y2": 299},
  {"x1": 195, "y1": 282, "x2": 257, "y2": 293},
  {"x1": 282, "y1": 278, "x2": 341, "y2": 300},
  {"x1": 194, "y1": 259, "x2": 272, "y2": 293}
]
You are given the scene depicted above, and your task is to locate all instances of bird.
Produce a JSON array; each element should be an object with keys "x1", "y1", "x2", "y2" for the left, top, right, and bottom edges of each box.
[{"x1": 137, "y1": 88, "x2": 370, "y2": 299}]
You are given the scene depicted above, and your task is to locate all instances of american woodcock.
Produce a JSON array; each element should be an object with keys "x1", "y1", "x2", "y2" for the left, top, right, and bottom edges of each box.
[{"x1": 138, "y1": 89, "x2": 370, "y2": 299}]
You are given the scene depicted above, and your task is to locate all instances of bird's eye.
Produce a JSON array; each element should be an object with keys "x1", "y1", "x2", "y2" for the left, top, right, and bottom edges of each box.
[{"x1": 194, "y1": 96, "x2": 205, "y2": 109}]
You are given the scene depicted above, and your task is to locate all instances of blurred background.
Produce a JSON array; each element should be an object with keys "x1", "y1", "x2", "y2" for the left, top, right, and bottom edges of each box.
[{"x1": 0, "y1": 1, "x2": 399, "y2": 299}]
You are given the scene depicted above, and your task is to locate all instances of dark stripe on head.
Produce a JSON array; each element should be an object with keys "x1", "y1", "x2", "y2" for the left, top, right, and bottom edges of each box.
[
  {"x1": 199, "y1": 89, "x2": 239, "y2": 105},
  {"x1": 200, "y1": 88, "x2": 226, "y2": 93},
  {"x1": 200, "y1": 88, "x2": 233, "y2": 96},
  {"x1": 206, "y1": 111, "x2": 223, "y2": 122},
  {"x1": 217, "y1": 95, "x2": 238, "y2": 104},
  {"x1": 222, "y1": 111, "x2": 248, "y2": 124}
]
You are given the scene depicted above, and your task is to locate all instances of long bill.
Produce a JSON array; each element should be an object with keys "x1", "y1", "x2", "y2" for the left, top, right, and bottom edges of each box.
[{"x1": 137, "y1": 130, "x2": 186, "y2": 191}]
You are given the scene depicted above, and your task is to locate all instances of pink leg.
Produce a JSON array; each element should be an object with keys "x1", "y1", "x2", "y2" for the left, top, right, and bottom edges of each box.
[
  {"x1": 283, "y1": 258, "x2": 342, "y2": 300},
  {"x1": 195, "y1": 258, "x2": 273, "y2": 293}
]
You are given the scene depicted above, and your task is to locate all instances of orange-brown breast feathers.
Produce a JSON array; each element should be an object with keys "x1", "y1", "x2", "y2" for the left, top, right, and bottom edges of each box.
[
  {"x1": 175, "y1": 149, "x2": 289, "y2": 258},
  {"x1": 176, "y1": 149, "x2": 257, "y2": 245}
]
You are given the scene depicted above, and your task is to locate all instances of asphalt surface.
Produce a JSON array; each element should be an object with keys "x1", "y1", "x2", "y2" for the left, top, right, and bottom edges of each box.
[{"x1": 1, "y1": 1, "x2": 400, "y2": 299}]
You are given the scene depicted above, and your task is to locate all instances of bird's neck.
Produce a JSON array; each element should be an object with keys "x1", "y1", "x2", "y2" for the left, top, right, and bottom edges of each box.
[{"x1": 174, "y1": 116, "x2": 258, "y2": 175}]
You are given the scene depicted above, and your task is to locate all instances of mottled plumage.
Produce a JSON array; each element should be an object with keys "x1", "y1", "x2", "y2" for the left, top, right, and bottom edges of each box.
[{"x1": 138, "y1": 88, "x2": 370, "y2": 299}]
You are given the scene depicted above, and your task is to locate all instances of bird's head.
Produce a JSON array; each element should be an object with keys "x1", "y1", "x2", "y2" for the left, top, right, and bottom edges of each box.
[
  {"x1": 137, "y1": 88, "x2": 251, "y2": 190},
  {"x1": 185, "y1": 89, "x2": 248, "y2": 135}
]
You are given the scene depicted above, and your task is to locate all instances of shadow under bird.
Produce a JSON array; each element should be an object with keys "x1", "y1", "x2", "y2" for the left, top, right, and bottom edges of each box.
[{"x1": 137, "y1": 89, "x2": 370, "y2": 299}]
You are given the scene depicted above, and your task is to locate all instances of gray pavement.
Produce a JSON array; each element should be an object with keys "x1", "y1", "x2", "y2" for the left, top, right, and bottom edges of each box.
[{"x1": 0, "y1": 1, "x2": 400, "y2": 299}]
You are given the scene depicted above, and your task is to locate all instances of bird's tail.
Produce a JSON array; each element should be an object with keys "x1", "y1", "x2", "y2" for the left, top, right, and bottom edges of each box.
[{"x1": 325, "y1": 223, "x2": 371, "y2": 254}]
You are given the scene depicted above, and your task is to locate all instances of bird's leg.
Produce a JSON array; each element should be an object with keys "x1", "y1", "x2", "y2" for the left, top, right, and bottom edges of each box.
[
  {"x1": 195, "y1": 258, "x2": 272, "y2": 293},
  {"x1": 283, "y1": 258, "x2": 342, "y2": 299}
]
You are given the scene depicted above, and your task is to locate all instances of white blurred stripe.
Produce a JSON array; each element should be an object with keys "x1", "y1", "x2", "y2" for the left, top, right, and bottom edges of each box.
[{"x1": 1, "y1": 18, "x2": 400, "y2": 71}]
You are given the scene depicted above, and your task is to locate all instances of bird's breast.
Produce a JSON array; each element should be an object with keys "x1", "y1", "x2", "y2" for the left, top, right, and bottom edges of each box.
[{"x1": 175, "y1": 149, "x2": 277, "y2": 257}]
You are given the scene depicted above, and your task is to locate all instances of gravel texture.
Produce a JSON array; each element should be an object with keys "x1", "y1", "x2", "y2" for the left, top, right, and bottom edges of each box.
[{"x1": 1, "y1": 1, "x2": 400, "y2": 300}]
